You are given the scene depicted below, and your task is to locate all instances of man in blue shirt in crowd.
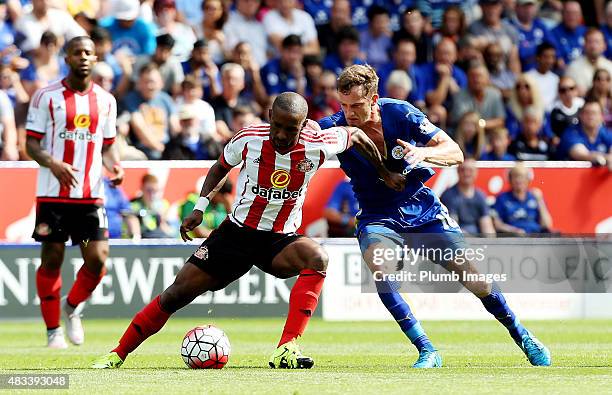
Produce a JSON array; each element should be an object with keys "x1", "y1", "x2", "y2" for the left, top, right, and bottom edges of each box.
[
  {"x1": 261, "y1": 35, "x2": 306, "y2": 98},
  {"x1": 559, "y1": 99, "x2": 612, "y2": 168},
  {"x1": 319, "y1": 64, "x2": 551, "y2": 368},
  {"x1": 377, "y1": 36, "x2": 424, "y2": 108},
  {"x1": 418, "y1": 37, "x2": 467, "y2": 110},
  {"x1": 324, "y1": 178, "x2": 360, "y2": 237},
  {"x1": 550, "y1": 0, "x2": 586, "y2": 67},
  {"x1": 100, "y1": 0, "x2": 156, "y2": 56},
  {"x1": 440, "y1": 159, "x2": 495, "y2": 235},
  {"x1": 511, "y1": 0, "x2": 555, "y2": 71},
  {"x1": 492, "y1": 163, "x2": 553, "y2": 234},
  {"x1": 323, "y1": 26, "x2": 365, "y2": 76}
]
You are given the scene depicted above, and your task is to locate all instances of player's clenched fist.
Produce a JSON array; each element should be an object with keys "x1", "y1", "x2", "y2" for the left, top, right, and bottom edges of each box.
[
  {"x1": 49, "y1": 159, "x2": 79, "y2": 189},
  {"x1": 180, "y1": 210, "x2": 203, "y2": 242}
]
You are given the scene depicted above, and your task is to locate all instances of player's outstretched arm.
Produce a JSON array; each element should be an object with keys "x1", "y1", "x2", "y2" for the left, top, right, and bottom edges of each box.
[
  {"x1": 180, "y1": 159, "x2": 231, "y2": 241},
  {"x1": 26, "y1": 135, "x2": 78, "y2": 189},
  {"x1": 348, "y1": 127, "x2": 406, "y2": 191},
  {"x1": 397, "y1": 130, "x2": 464, "y2": 167}
]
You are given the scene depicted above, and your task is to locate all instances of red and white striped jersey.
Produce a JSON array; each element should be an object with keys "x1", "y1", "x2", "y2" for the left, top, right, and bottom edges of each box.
[
  {"x1": 220, "y1": 119, "x2": 352, "y2": 233},
  {"x1": 26, "y1": 80, "x2": 117, "y2": 204}
]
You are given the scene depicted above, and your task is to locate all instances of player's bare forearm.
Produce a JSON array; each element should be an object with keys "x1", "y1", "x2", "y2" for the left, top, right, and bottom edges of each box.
[
  {"x1": 26, "y1": 135, "x2": 54, "y2": 168},
  {"x1": 422, "y1": 132, "x2": 464, "y2": 166},
  {"x1": 102, "y1": 143, "x2": 120, "y2": 172},
  {"x1": 199, "y1": 160, "x2": 231, "y2": 199},
  {"x1": 102, "y1": 143, "x2": 124, "y2": 185}
]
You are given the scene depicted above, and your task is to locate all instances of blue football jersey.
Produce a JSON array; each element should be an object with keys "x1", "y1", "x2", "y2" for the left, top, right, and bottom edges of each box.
[{"x1": 318, "y1": 98, "x2": 441, "y2": 212}]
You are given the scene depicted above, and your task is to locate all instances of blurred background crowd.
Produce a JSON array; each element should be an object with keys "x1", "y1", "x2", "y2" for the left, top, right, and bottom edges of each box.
[{"x1": 0, "y1": 0, "x2": 610, "y2": 238}]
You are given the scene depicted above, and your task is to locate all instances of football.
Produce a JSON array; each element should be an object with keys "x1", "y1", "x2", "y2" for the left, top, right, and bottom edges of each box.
[{"x1": 181, "y1": 325, "x2": 231, "y2": 369}]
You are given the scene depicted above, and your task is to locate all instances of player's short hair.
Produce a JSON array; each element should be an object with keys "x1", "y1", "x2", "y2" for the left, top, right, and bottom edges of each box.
[
  {"x1": 64, "y1": 35, "x2": 94, "y2": 54},
  {"x1": 272, "y1": 92, "x2": 308, "y2": 119},
  {"x1": 337, "y1": 64, "x2": 379, "y2": 98}
]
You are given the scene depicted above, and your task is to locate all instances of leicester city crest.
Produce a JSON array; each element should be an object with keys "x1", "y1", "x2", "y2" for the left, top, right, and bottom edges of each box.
[{"x1": 391, "y1": 145, "x2": 404, "y2": 159}]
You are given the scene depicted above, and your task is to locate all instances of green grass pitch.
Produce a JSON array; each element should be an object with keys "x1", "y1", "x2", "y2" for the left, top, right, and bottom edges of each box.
[{"x1": 1, "y1": 318, "x2": 611, "y2": 394}]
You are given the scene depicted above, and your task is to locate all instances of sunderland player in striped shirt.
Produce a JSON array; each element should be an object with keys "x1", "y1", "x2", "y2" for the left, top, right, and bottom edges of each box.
[
  {"x1": 25, "y1": 37, "x2": 123, "y2": 349},
  {"x1": 319, "y1": 65, "x2": 551, "y2": 368},
  {"x1": 92, "y1": 92, "x2": 405, "y2": 369}
]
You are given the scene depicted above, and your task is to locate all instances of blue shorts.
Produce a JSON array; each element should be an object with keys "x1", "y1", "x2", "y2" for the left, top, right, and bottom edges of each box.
[{"x1": 356, "y1": 187, "x2": 467, "y2": 264}]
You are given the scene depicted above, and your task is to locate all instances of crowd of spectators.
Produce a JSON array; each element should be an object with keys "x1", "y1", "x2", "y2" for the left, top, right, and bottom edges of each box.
[{"x1": 0, "y1": 0, "x2": 609, "y2": 165}]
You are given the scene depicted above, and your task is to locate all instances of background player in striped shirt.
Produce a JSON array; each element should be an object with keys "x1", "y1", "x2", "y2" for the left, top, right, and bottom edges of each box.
[
  {"x1": 25, "y1": 37, "x2": 123, "y2": 349},
  {"x1": 92, "y1": 92, "x2": 404, "y2": 369}
]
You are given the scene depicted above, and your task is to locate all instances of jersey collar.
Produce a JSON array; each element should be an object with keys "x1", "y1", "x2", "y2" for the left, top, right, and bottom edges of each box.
[{"x1": 62, "y1": 78, "x2": 94, "y2": 96}]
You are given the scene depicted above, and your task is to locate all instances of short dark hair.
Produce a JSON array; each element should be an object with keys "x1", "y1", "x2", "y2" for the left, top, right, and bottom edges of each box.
[
  {"x1": 392, "y1": 33, "x2": 417, "y2": 49},
  {"x1": 337, "y1": 26, "x2": 360, "y2": 44},
  {"x1": 581, "y1": 98, "x2": 604, "y2": 113},
  {"x1": 303, "y1": 54, "x2": 322, "y2": 68},
  {"x1": 139, "y1": 62, "x2": 160, "y2": 76},
  {"x1": 367, "y1": 5, "x2": 389, "y2": 21},
  {"x1": 41, "y1": 31, "x2": 58, "y2": 47},
  {"x1": 536, "y1": 42, "x2": 556, "y2": 56},
  {"x1": 90, "y1": 27, "x2": 111, "y2": 43},
  {"x1": 282, "y1": 34, "x2": 302, "y2": 49},
  {"x1": 64, "y1": 35, "x2": 93, "y2": 53},
  {"x1": 193, "y1": 38, "x2": 207, "y2": 49},
  {"x1": 156, "y1": 33, "x2": 175, "y2": 48},
  {"x1": 272, "y1": 92, "x2": 308, "y2": 118}
]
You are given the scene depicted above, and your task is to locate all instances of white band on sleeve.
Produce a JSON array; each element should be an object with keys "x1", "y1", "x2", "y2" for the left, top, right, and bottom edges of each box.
[{"x1": 194, "y1": 196, "x2": 210, "y2": 212}]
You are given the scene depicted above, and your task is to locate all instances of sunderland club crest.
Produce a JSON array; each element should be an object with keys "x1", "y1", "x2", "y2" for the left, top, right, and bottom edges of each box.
[
  {"x1": 194, "y1": 246, "x2": 209, "y2": 260},
  {"x1": 296, "y1": 158, "x2": 315, "y2": 172}
]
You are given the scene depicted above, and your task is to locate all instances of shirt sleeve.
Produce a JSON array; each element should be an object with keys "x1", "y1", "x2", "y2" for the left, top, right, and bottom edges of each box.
[
  {"x1": 25, "y1": 89, "x2": 49, "y2": 139},
  {"x1": 220, "y1": 134, "x2": 246, "y2": 169},
  {"x1": 0, "y1": 90, "x2": 14, "y2": 120},
  {"x1": 558, "y1": 129, "x2": 581, "y2": 159},
  {"x1": 103, "y1": 96, "x2": 118, "y2": 145},
  {"x1": 320, "y1": 126, "x2": 352, "y2": 157},
  {"x1": 407, "y1": 109, "x2": 441, "y2": 146}
]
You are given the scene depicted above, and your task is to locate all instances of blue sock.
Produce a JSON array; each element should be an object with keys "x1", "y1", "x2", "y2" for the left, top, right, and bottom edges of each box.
[
  {"x1": 480, "y1": 286, "x2": 527, "y2": 344},
  {"x1": 376, "y1": 280, "x2": 435, "y2": 352}
]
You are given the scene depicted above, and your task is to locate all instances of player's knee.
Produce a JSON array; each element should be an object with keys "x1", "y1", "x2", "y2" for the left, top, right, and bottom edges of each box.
[
  {"x1": 306, "y1": 248, "x2": 328, "y2": 272},
  {"x1": 41, "y1": 244, "x2": 64, "y2": 269},
  {"x1": 160, "y1": 285, "x2": 187, "y2": 313}
]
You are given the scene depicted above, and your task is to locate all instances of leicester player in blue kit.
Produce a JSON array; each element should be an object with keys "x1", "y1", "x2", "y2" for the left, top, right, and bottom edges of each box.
[{"x1": 319, "y1": 65, "x2": 551, "y2": 368}]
